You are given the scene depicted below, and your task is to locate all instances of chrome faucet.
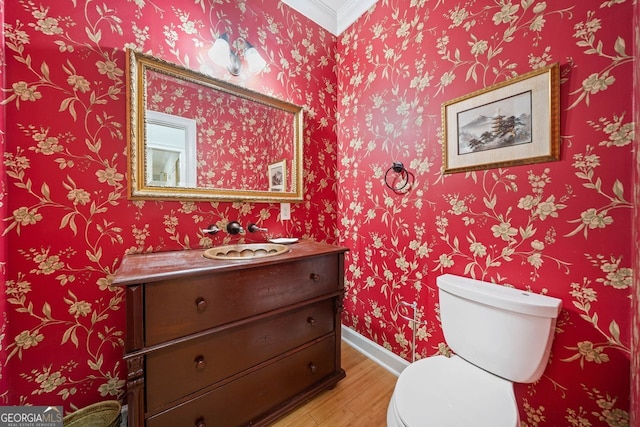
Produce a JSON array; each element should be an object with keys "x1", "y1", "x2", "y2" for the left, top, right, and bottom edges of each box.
[
  {"x1": 226, "y1": 221, "x2": 244, "y2": 235},
  {"x1": 201, "y1": 225, "x2": 221, "y2": 235}
]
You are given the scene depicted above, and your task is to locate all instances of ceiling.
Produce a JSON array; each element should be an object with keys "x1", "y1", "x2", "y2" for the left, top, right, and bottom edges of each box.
[{"x1": 281, "y1": 0, "x2": 378, "y2": 36}]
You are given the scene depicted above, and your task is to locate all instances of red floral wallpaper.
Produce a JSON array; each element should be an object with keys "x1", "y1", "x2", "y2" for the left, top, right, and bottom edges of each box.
[
  {"x1": 2, "y1": 0, "x2": 337, "y2": 413},
  {"x1": 0, "y1": 0, "x2": 637, "y2": 425},
  {"x1": 336, "y1": 1, "x2": 634, "y2": 426},
  {"x1": 0, "y1": 0, "x2": 8, "y2": 400},
  {"x1": 632, "y1": 0, "x2": 640, "y2": 423}
]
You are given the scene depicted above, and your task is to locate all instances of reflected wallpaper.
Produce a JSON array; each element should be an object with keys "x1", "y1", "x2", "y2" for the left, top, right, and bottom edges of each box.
[
  {"x1": 146, "y1": 69, "x2": 293, "y2": 191},
  {"x1": 1, "y1": 0, "x2": 637, "y2": 425}
]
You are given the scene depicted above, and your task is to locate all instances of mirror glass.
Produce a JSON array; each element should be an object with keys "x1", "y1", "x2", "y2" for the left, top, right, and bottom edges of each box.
[{"x1": 126, "y1": 49, "x2": 304, "y2": 201}]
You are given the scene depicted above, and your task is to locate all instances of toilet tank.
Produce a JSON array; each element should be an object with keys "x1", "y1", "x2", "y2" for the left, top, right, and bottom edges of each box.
[{"x1": 437, "y1": 274, "x2": 562, "y2": 383}]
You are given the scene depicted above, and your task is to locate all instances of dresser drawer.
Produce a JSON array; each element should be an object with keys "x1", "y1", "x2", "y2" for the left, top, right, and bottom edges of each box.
[
  {"x1": 145, "y1": 299, "x2": 335, "y2": 411},
  {"x1": 147, "y1": 336, "x2": 336, "y2": 427},
  {"x1": 144, "y1": 255, "x2": 339, "y2": 345}
]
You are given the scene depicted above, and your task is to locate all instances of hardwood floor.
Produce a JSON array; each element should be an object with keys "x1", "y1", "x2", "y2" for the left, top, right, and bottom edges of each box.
[{"x1": 271, "y1": 342, "x2": 398, "y2": 426}]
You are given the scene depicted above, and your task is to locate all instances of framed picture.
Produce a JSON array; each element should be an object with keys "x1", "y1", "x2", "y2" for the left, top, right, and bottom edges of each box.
[
  {"x1": 442, "y1": 63, "x2": 560, "y2": 174},
  {"x1": 268, "y1": 160, "x2": 286, "y2": 192}
]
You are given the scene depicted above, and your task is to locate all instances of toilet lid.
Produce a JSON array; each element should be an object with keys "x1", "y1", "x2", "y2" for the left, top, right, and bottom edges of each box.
[{"x1": 394, "y1": 355, "x2": 518, "y2": 427}]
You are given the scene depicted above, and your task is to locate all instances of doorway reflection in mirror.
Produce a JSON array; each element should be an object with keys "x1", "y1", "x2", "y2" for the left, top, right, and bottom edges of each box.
[{"x1": 145, "y1": 110, "x2": 197, "y2": 188}]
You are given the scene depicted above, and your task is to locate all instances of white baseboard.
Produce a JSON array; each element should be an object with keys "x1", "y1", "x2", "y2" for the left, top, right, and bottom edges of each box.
[{"x1": 341, "y1": 325, "x2": 410, "y2": 377}]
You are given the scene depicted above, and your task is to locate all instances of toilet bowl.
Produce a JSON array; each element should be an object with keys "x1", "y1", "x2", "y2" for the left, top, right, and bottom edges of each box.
[
  {"x1": 386, "y1": 355, "x2": 518, "y2": 427},
  {"x1": 387, "y1": 274, "x2": 562, "y2": 427}
]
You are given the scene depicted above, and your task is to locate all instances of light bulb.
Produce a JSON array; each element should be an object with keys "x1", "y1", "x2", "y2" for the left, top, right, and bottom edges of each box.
[
  {"x1": 208, "y1": 33, "x2": 231, "y2": 69},
  {"x1": 245, "y1": 43, "x2": 267, "y2": 74}
]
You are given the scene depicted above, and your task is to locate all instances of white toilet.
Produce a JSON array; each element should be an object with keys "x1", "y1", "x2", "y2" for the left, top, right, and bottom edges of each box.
[{"x1": 387, "y1": 274, "x2": 562, "y2": 427}]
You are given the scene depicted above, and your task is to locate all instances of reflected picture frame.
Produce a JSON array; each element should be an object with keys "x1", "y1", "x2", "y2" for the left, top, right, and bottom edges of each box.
[
  {"x1": 442, "y1": 63, "x2": 560, "y2": 174},
  {"x1": 268, "y1": 160, "x2": 286, "y2": 192}
]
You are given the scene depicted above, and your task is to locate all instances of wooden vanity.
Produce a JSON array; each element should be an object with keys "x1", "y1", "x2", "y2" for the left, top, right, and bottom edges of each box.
[{"x1": 113, "y1": 240, "x2": 348, "y2": 427}]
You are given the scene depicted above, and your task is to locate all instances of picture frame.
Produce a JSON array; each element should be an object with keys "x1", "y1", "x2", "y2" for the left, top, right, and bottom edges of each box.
[
  {"x1": 442, "y1": 63, "x2": 560, "y2": 174},
  {"x1": 268, "y1": 160, "x2": 286, "y2": 192}
]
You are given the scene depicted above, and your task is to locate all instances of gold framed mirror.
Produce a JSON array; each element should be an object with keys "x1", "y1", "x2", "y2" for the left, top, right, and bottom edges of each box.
[{"x1": 126, "y1": 49, "x2": 304, "y2": 202}]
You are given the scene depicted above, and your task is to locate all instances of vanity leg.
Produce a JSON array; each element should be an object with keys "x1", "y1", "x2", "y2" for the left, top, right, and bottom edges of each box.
[{"x1": 126, "y1": 355, "x2": 145, "y2": 427}]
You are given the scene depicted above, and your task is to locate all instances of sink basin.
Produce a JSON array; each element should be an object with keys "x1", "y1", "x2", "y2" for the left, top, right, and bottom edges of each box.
[{"x1": 203, "y1": 243, "x2": 290, "y2": 260}]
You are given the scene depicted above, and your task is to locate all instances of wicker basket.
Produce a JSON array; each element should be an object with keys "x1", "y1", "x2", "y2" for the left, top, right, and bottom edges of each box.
[{"x1": 63, "y1": 400, "x2": 122, "y2": 427}]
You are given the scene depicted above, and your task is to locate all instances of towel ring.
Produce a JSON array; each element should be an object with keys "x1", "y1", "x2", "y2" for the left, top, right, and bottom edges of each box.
[{"x1": 384, "y1": 162, "x2": 414, "y2": 194}]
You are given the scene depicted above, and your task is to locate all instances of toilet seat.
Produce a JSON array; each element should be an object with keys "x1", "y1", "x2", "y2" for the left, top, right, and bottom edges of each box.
[{"x1": 391, "y1": 355, "x2": 518, "y2": 427}]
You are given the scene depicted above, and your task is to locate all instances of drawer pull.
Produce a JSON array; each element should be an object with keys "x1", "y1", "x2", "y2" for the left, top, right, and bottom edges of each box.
[
  {"x1": 309, "y1": 273, "x2": 320, "y2": 281},
  {"x1": 307, "y1": 317, "x2": 317, "y2": 326},
  {"x1": 308, "y1": 362, "x2": 317, "y2": 374},
  {"x1": 195, "y1": 417, "x2": 206, "y2": 427},
  {"x1": 195, "y1": 297, "x2": 208, "y2": 312},
  {"x1": 194, "y1": 356, "x2": 207, "y2": 370}
]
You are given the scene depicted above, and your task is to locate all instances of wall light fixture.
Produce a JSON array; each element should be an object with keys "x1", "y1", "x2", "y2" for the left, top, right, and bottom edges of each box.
[{"x1": 208, "y1": 33, "x2": 267, "y2": 76}]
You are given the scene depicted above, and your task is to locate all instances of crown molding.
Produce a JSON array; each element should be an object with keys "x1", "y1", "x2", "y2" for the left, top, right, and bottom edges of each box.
[
  {"x1": 282, "y1": 0, "x2": 378, "y2": 36},
  {"x1": 336, "y1": 0, "x2": 378, "y2": 35}
]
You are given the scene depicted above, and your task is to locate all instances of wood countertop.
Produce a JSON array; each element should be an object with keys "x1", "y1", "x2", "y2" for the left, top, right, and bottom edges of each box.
[{"x1": 113, "y1": 239, "x2": 349, "y2": 286}]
